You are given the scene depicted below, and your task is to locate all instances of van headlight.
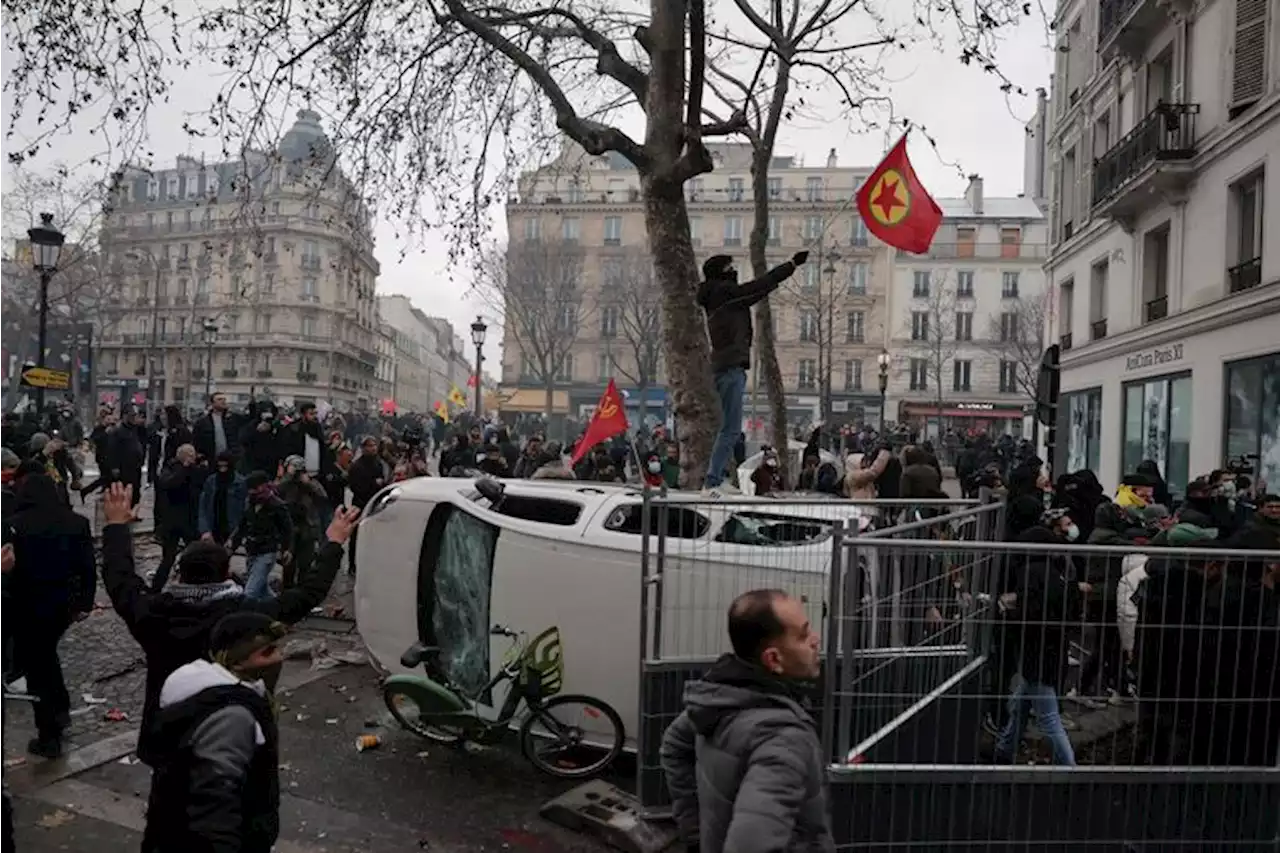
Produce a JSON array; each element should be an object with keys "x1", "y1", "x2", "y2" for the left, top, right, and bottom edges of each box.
[{"x1": 363, "y1": 486, "x2": 401, "y2": 519}]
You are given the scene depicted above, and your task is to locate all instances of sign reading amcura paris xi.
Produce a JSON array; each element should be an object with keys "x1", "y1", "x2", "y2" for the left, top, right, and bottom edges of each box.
[{"x1": 1125, "y1": 342, "x2": 1185, "y2": 372}]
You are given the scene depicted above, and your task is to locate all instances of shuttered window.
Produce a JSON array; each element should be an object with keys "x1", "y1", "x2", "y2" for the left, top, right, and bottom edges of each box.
[{"x1": 1231, "y1": 0, "x2": 1268, "y2": 111}]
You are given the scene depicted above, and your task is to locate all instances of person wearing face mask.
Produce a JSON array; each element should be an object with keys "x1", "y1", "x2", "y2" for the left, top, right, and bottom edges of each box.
[
  {"x1": 698, "y1": 251, "x2": 808, "y2": 494},
  {"x1": 642, "y1": 452, "x2": 665, "y2": 488},
  {"x1": 992, "y1": 507, "x2": 1089, "y2": 766},
  {"x1": 751, "y1": 449, "x2": 784, "y2": 496},
  {"x1": 144, "y1": 612, "x2": 289, "y2": 853},
  {"x1": 199, "y1": 451, "x2": 247, "y2": 546}
]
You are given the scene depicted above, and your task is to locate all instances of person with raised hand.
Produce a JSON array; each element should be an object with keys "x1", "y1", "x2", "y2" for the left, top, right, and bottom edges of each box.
[{"x1": 97, "y1": 482, "x2": 358, "y2": 766}]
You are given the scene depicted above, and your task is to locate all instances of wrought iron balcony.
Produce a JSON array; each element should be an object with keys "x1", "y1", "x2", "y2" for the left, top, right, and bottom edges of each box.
[
  {"x1": 1144, "y1": 294, "x2": 1168, "y2": 323},
  {"x1": 1093, "y1": 103, "x2": 1198, "y2": 219},
  {"x1": 1098, "y1": 0, "x2": 1181, "y2": 61},
  {"x1": 1059, "y1": 332, "x2": 1073, "y2": 351},
  {"x1": 1090, "y1": 318, "x2": 1108, "y2": 341},
  {"x1": 1228, "y1": 257, "x2": 1262, "y2": 294}
]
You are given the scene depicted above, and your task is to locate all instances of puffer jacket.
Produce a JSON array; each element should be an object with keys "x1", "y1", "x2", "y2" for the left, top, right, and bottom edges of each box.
[{"x1": 659, "y1": 654, "x2": 833, "y2": 853}]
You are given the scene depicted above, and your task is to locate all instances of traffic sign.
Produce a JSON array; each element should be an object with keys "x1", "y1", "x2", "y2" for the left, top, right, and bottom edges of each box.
[{"x1": 20, "y1": 366, "x2": 71, "y2": 390}]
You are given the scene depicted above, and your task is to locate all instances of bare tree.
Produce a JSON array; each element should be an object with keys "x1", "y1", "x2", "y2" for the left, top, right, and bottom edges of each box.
[
  {"x1": 780, "y1": 242, "x2": 845, "y2": 424},
  {"x1": 980, "y1": 293, "x2": 1047, "y2": 404},
  {"x1": 899, "y1": 273, "x2": 960, "y2": 432},
  {"x1": 694, "y1": 0, "x2": 1035, "y2": 474},
  {"x1": 600, "y1": 248, "x2": 663, "y2": 427},
  {"x1": 478, "y1": 239, "x2": 594, "y2": 429}
]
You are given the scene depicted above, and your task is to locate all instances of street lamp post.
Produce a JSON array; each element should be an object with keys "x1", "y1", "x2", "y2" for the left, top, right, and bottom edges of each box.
[
  {"x1": 201, "y1": 318, "x2": 219, "y2": 401},
  {"x1": 26, "y1": 213, "x2": 67, "y2": 415},
  {"x1": 821, "y1": 253, "x2": 839, "y2": 424},
  {"x1": 877, "y1": 349, "x2": 891, "y2": 433},
  {"x1": 470, "y1": 315, "x2": 487, "y2": 420}
]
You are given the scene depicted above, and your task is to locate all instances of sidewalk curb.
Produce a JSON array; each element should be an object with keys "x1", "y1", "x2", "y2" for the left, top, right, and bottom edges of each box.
[{"x1": 7, "y1": 662, "x2": 345, "y2": 795}]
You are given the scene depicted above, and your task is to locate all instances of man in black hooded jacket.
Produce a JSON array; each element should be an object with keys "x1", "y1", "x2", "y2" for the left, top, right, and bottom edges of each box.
[
  {"x1": 697, "y1": 251, "x2": 807, "y2": 490},
  {"x1": 98, "y1": 483, "x2": 357, "y2": 765}
]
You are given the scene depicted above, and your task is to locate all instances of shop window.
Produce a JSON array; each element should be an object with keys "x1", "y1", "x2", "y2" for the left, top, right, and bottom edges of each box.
[
  {"x1": 416, "y1": 506, "x2": 498, "y2": 697},
  {"x1": 1224, "y1": 352, "x2": 1280, "y2": 493},
  {"x1": 1058, "y1": 388, "x2": 1102, "y2": 475},
  {"x1": 1122, "y1": 373, "x2": 1192, "y2": 499}
]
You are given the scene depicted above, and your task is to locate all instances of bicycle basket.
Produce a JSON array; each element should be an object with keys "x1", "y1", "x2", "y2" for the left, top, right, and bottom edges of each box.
[{"x1": 518, "y1": 626, "x2": 564, "y2": 697}]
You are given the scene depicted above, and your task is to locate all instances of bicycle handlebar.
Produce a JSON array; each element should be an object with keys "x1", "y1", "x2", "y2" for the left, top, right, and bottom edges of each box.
[{"x1": 490, "y1": 624, "x2": 518, "y2": 638}]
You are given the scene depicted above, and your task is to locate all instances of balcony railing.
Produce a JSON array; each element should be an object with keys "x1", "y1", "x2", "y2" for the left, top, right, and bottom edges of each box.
[
  {"x1": 1060, "y1": 332, "x2": 1073, "y2": 351},
  {"x1": 1090, "y1": 318, "x2": 1108, "y2": 340},
  {"x1": 918, "y1": 242, "x2": 1048, "y2": 260},
  {"x1": 1098, "y1": 0, "x2": 1142, "y2": 48},
  {"x1": 1144, "y1": 294, "x2": 1168, "y2": 322},
  {"x1": 1228, "y1": 257, "x2": 1262, "y2": 294},
  {"x1": 1093, "y1": 103, "x2": 1199, "y2": 207}
]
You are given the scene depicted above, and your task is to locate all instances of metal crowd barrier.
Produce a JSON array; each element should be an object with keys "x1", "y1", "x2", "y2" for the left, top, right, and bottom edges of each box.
[
  {"x1": 825, "y1": 536, "x2": 1280, "y2": 850},
  {"x1": 634, "y1": 493, "x2": 987, "y2": 812}
]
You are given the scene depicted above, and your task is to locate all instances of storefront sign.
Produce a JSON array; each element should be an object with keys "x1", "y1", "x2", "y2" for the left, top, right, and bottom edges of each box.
[
  {"x1": 1125, "y1": 342, "x2": 1184, "y2": 372},
  {"x1": 955, "y1": 402, "x2": 995, "y2": 411}
]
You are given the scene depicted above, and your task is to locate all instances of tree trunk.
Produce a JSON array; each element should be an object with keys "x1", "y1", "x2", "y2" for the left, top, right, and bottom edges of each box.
[
  {"x1": 641, "y1": 181, "x2": 717, "y2": 487},
  {"x1": 641, "y1": 0, "x2": 718, "y2": 488},
  {"x1": 543, "y1": 378, "x2": 555, "y2": 441},
  {"x1": 636, "y1": 379, "x2": 648, "y2": 433},
  {"x1": 748, "y1": 159, "x2": 791, "y2": 483}
]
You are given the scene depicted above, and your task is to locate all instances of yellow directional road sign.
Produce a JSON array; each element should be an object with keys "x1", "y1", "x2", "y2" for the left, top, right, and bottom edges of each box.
[{"x1": 20, "y1": 366, "x2": 71, "y2": 390}]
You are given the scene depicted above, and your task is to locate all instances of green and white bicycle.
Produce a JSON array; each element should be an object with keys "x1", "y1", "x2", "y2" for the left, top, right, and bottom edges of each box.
[{"x1": 383, "y1": 624, "x2": 624, "y2": 779}]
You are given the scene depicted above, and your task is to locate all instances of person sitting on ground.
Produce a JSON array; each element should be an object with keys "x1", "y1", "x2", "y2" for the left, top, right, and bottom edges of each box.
[
  {"x1": 144, "y1": 612, "x2": 288, "y2": 853},
  {"x1": 98, "y1": 482, "x2": 357, "y2": 767}
]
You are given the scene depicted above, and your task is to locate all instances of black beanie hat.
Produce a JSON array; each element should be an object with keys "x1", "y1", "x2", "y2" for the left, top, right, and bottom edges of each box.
[
  {"x1": 245, "y1": 470, "x2": 271, "y2": 490},
  {"x1": 702, "y1": 254, "x2": 733, "y2": 279}
]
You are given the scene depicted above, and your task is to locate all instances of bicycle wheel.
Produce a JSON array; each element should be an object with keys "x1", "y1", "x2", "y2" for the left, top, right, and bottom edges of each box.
[
  {"x1": 518, "y1": 694, "x2": 624, "y2": 779},
  {"x1": 383, "y1": 680, "x2": 472, "y2": 745}
]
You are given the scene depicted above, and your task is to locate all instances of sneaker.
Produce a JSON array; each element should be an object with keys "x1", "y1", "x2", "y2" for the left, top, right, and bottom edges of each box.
[{"x1": 27, "y1": 736, "x2": 64, "y2": 759}]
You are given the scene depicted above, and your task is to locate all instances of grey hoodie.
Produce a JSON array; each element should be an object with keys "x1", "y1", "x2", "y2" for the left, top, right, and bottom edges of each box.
[{"x1": 660, "y1": 654, "x2": 834, "y2": 853}]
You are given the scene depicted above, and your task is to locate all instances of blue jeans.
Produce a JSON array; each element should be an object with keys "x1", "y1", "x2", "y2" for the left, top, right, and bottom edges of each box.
[
  {"x1": 995, "y1": 677, "x2": 1076, "y2": 766},
  {"x1": 244, "y1": 552, "x2": 278, "y2": 601},
  {"x1": 705, "y1": 367, "x2": 747, "y2": 488}
]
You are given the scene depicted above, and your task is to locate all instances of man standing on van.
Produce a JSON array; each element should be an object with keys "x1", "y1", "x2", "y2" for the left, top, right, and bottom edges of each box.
[
  {"x1": 698, "y1": 252, "x2": 808, "y2": 492},
  {"x1": 660, "y1": 589, "x2": 833, "y2": 853}
]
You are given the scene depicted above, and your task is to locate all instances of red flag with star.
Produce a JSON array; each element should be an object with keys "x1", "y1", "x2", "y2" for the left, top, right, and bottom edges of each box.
[{"x1": 855, "y1": 134, "x2": 943, "y2": 255}]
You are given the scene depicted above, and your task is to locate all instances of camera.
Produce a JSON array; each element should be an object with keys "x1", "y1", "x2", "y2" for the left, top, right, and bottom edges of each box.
[{"x1": 1224, "y1": 453, "x2": 1257, "y2": 476}]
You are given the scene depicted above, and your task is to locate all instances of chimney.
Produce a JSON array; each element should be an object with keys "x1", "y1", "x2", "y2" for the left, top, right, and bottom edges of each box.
[
  {"x1": 826, "y1": 148, "x2": 838, "y2": 169},
  {"x1": 965, "y1": 174, "x2": 984, "y2": 215}
]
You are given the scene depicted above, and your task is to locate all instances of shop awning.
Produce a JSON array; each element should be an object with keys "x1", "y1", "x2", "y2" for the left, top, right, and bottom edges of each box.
[{"x1": 497, "y1": 388, "x2": 569, "y2": 413}]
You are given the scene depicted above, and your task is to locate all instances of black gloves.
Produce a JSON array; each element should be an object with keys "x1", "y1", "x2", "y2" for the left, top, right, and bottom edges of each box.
[{"x1": 792, "y1": 250, "x2": 809, "y2": 266}]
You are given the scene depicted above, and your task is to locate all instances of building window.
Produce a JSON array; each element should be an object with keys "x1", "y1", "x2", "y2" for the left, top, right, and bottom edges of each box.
[
  {"x1": 844, "y1": 359, "x2": 863, "y2": 391},
  {"x1": 799, "y1": 311, "x2": 819, "y2": 342},
  {"x1": 1059, "y1": 279, "x2": 1075, "y2": 344},
  {"x1": 803, "y1": 215, "x2": 823, "y2": 241},
  {"x1": 728, "y1": 178, "x2": 745, "y2": 202},
  {"x1": 767, "y1": 177, "x2": 782, "y2": 199},
  {"x1": 1122, "y1": 372, "x2": 1192, "y2": 499},
  {"x1": 999, "y1": 360, "x2": 1018, "y2": 393},
  {"x1": 805, "y1": 177, "x2": 823, "y2": 201},
  {"x1": 911, "y1": 311, "x2": 929, "y2": 341},
  {"x1": 262, "y1": 272, "x2": 275, "y2": 295},
  {"x1": 556, "y1": 353, "x2": 575, "y2": 382},
  {"x1": 1058, "y1": 387, "x2": 1102, "y2": 475},
  {"x1": 685, "y1": 179, "x2": 705, "y2": 201},
  {"x1": 848, "y1": 262, "x2": 868, "y2": 295},
  {"x1": 850, "y1": 217, "x2": 868, "y2": 247},
  {"x1": 957, "y1": 270, "x2": 975, "y2": 297},
  {"x1": 798, "y1": 358, "x2": 817, "y2": 389},
  {"x1": 601, "y1": 258, "x2": 622, "y2": 289},
  {"x1": 603, "y1": 216, "x2": 622, "y2": 245},
  {"x1": 557, "y1": 305, "x2": 577, "y2": 332},
  {"x1": 912, "y1": 270, "x2": 930, "y2": 297},
  {"x1": 767, "y1": 216, "x2": 781, "y2": 245},
  {"x1": 724, "y1": 216, "x2": 743, "y2": 246},
  {"x1": 956, "y1": 226, "x2": 976, "y2": 258},
  {"x1": 846, "y1": 311, "x2": 865, "y2": 344},
  {"x1": 955, "y1": 311, "x2": 973, "y2": 342},
  {"x1": 523, "y1": 218, "x2": 541, "y2": 240},
  {"x1": 909, "y1": 358, "x2": 928, "y2": 391},
  {"x1": 301, "y1": 277, "x2": 318, "y2": 302},
  {"x1": 600, "y1": 306, "x2": 618, "y2": 338},
  {"x1": 952, "y1": 360, "x2": 971, "y2": 392},
  {"x1": 1229, "y1": 169, "x2": 1264, "y2": 293},
  {"x1": 999, "y1": 312, "x2": 1018, "y2": 342},
  {"x1": 689, "y1": 216, "x2": 702, "y2": 245},
  {"x1": 598, "y1": 352, "x2": 612, "y2": 380},
  {"x1": 299, "y1": 354, "x2": 313, "y2": 374},
  {"x1": 999, "y1": 227, "x2": 1022, "y2": 258},
  {"x1": 803, "y1": 263, "x2": 821, "y2": 289},
  {"x1": 302, "y1": 315, "x2": 317, "y2": 337},
  {"x1": 166, "y1": 175, "x2": 179, "y2": 199},
  {"x1": 1142, "y1": 223, "x2": 1170, "y2": 321},
  {"x1": 1224, "y1": 352, "x2": 1280, "y2": 491},
  {"x1": 1001, "y1": 271, "x2": 1020, "y2": 298},
  {"x1": 256, "y1": 313, "x2": 272, "y2": 334},
  {"x1": 561, "y1": 217, "x2": 581, "y2": 242}
]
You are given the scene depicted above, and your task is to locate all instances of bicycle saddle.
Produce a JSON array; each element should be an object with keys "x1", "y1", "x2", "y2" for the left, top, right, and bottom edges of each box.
[{"x1": 400, "y1": 642, "x2": 439, "y2": 668}]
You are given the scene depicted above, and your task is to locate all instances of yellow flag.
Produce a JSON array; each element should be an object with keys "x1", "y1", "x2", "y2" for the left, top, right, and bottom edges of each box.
[{"x1": 448, "y1": 384, "x2": 467, "y2": 407}]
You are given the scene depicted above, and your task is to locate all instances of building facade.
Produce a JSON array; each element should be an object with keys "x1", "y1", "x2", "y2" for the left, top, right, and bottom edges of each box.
[
  {"x1": 1043, "y1": 0, "x2": 1280, "y2": 497},
  {"x1": 96, "y1": 110, "x2": 382, "y2": 414},
  {"x1": 377, "y1": 295, "x2": 473, "y2": 413},
  {"x1": 503, "y1": 142, "x2": 895, "y2": 428},
  {"x1": 886, "y1": 177, "x2": 1048, "y2": 437}
]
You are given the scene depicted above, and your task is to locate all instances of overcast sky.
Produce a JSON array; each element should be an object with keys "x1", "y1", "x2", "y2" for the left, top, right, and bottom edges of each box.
[{"x1": 1, "y1": 5, "x2": 1052, "y2": 353}]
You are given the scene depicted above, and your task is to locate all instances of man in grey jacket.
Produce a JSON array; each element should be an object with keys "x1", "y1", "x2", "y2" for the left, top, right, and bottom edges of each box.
[{"x1": 660, "y1": 589, "x2": 833, "y2": 853}]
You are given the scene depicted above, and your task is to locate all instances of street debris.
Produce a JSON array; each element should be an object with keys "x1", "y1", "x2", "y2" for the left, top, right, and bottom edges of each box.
[
  {"x1": 4, "y1": 757, "x2": 27, "y2": 769},
  {"x1": 36, "y1": 809, "x2": 74, "y2": 829},
  {"x1": 117, "y1": 755, "x2": 140, "y2": 765},
  {"x1": 325, "y1": 718, "x2": 339, "y2": 725},
  {"x1": 81, "y1": 693, "x2": 108, "y2": 705},
  {"x1": 355, "y1": 734, "x2": 382, "y2": 752},
  {"x1": 103, "y1": 708, "x2": 129, "y2": 722}
]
